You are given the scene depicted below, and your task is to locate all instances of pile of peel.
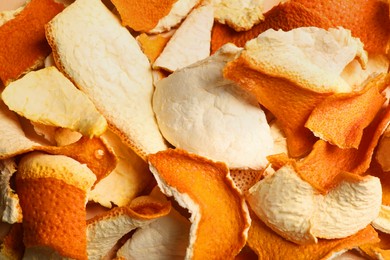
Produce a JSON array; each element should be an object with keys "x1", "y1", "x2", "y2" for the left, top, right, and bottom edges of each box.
[{"x1": 1, "y1": 0, "x2": 390, "y2": 259}]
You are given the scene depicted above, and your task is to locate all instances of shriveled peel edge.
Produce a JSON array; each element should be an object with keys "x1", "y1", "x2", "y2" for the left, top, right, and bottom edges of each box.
[
  {"x1": 372, "y1": 205, "x2": 390, "y2": 234},
  {"x1": 149, "y1": 163, "x2": 251, "y2": 259}
]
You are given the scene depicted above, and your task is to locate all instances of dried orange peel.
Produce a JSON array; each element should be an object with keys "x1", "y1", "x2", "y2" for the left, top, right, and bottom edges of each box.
[
  {"x1": 246, "y1": 165, "x2": 381, "y2": 244},
  {"x1": 305, "y1": 73, "x2": 388, "y2": 149},
  {"x1": 110, "y1": 0, "x2": 177, "y2": 32},
  {"x1": 137, "y1": 33, "x2": 172, "y2": 63},
  {"x1": 46, "y1": 0, "x2": 168, "y2": 160},
  {"x1": 0, "y1": 224, "x2": 24, "y2": 260},
  {"x1": 296, "y1": 105, "x2": 390, "y2": 193},
  {"x1": 89, "y1": 130, "x2": 153, "y2": 208},
  {"x1": 86, "y1": 194, "x2": 171, "y2": 259},
  {"x1": 224, "y1": 27, "x2": 366, "y2": 157},
  {"x1": 0, "y1": 102, "x2": 117, "y2": 182},
  {"x1": 211, "y1": 0, "x2": 390, "y2": 54},
  {"x1": 148, "y1": 149, "x2": 250, "y2": 259},
  {"x1": 1, "y1": 66, "x2": 108, "y2": 138},
  {"x1": 0, "y1": 0, "x2": 64, "y2": 86},
  {"x1": 153, "y1": 4, "x2": 214, "y2": 72},
  {"x1": 359, "y1": 231, "x2": 390, "y2": 260},
  {"x1": 16, "y1": 152, "x2": 96, "y2": 260},
  {"x1": 116, "y1": 206, "x2": 190, "y2": 259},
  {"x1": 248, "y1": 210, "x2": 380, "y2": 260}
]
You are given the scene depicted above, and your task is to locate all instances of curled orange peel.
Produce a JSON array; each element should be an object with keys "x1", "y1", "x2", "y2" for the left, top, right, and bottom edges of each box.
[
  {"x1": 305, "y1": 74, "x2": 388, "y2": 149},
  {"x1": 247, "y1": 210, "x2": 379, "y2": 260},
  {"x1": 148, "y1": 148, "x2": 250, "y2": 259},
  {"x1": 86, "y1": 194, "x2": 171, "y2": 259},
  {"x1": 223, "y1": 47, "x2": 331, "y2": 158},
  {"x1": 297, "y1": 105, "x2": 390, "y2": 193},
  {"x1": 211, "y1": 1, "x2": 332, "y2": 53}
]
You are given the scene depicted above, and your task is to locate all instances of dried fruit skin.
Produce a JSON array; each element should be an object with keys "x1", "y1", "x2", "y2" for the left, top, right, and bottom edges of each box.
[
  {"x1": 0, "y1": 0, "x2": 64, "y2": 85},
  {"x1": 148, "y1": 149, "x2": 250, "y2": 259}
]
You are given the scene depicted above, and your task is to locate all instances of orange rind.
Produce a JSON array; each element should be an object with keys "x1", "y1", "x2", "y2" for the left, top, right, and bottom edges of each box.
[
  {"x1": 224, "y1": 27, "x2": 366, "y2": 157},
  {"x1": 297, "y1": 105, "x2": 390, "y2": 193},
  {"x1": 46, "y1": 0, "x2": 168, "y2": 160},
  {"x1": 111, "y1": 0, "x2": 177, "y2": 32},
  {"x1": 359, "y1": 231, "x2": 390, "y2": 260},
  {"x1": 0, "y1": 0, "x2": 64, "y2": 86},
  {"x1": 1, "y1": 66, "x2": 108, "y2": 138},
  {"x1": 153, "y1": 44, "x2": 273, "y2": 169},
  {"x1": 293, "y1": 0, "x2": 390, "y2": 54},
  {"x1": 247, "y1": 210, "x2": 379, "y2": 260},
  {"x1": 211, "y1": 0, "x2": 264, "y2": 32},
  {"x1": 148, "y1": 149, "x2": 250, "y2": 259},
  {"x1": 86, "y1": 194, "x2": 171, "y2": 259},
  {"x1": 153, "y1": 4, "x2": 214, "y2": 72},
  {"x1": 89, "y1": 130, "x2": 153, "y2": 208},
  {"x1": 211, "y1": 0, "x2": 390, "y2": 55},
  {"x1": 0, "y1": 101, "x2": 117, "y2": 182},
  {"x1": 305, "y1": 73, "x2": 388, "y2": 149},
  {"x1": 116, "y1": 207, "x2": 190, "y2": 259},
  {"x1": 246, "y1": 165, "x2": 381, "y2": 244},
  {"x1": 16, "y1": 152, "x2": 96, "y2": 260},
  {"x1": 211, "y1": 1, "x2": 333, "y2": 54}
]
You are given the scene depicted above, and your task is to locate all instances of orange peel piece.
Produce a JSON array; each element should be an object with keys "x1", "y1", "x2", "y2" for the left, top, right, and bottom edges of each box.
[
  {"x1": 297, "y1": 105, "x2": 390, "y2": 193},
  {"x1": 89, "y1": 130, "x2": 152, "y2": 208},
  {"x1": 224, "y1": 26, "x2": 366, "y2": 157},
  {"x1": 111, "y1": 0, "x2": 177, "y2": 32},
  {"x1": 305, "y1": 73, "x2": 388, "y2": 149},
  {"x1": 359, "y1": 231, "x2": 390, "y2": 260},
  {"x1": 1, "y1": 66, "x2": 108, "y2": 138},
  {"x1": 116, "y1": 207, "x2": 190, "y2": 259},
  {"x1": 16, "y1": 152, "x2": 96, "y2": 260},
  {"x1": 86, "y1": 195, "x2": 171, "y2": 259},
  {"x1": 247, "y1": 210, "x2": 379, "y2": 260},
  {"x1": 0, "y1": 0, "x2": 64, "y2": 85},
  {"x1": 148, "y1": 149, "x2": 250, "y2": 259},
  {"x1": 211, "y1": 1, "x2": 333, "y2": 53},
  {"x1": 211, "y1": 0, "x2": 390, "y2": 54},
  {"x1": 137, "y1": 33, "x2": 172, "y2": 63}
]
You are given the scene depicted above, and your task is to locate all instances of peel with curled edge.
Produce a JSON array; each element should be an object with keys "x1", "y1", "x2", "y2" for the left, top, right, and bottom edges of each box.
[{"x1": 148, "y1": 149, "x2": 250, "y2": 259}]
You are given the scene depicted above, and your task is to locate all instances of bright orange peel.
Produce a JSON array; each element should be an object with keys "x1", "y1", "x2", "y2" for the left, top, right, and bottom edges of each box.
[
  {"x1": 247, "y1": 210, "x2": 379, "y2": 260},
  {"x1": 148, "y1": 149, "x2": 250, "y2": 259},
  {"x1": 305, "y1": 73, "x2": 388, "y2": 149},
  {"x1": 111, "y1": 0, "x2": 177, "y2": 32}
]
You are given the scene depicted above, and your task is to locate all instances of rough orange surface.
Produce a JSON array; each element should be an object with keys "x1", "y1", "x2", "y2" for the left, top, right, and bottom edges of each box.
[
  {"x1": 0, "y1": 0, "x2": 64, "y2": 85},
  {"x1": 359, "y1": 231, "x2": 390, "y2": 259},
  {"x1": 248, "y1": 211, "x2": 379, "y2": 260},
  {"x1": 148, "y1": 149, "x2": 250, "y2": 259},
  {"x1": 16, "y1": 178, "x2": 87, "y2": 260},
  {"x1": 111, "y1": 0, "x2": 177, "y2": 32}
]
